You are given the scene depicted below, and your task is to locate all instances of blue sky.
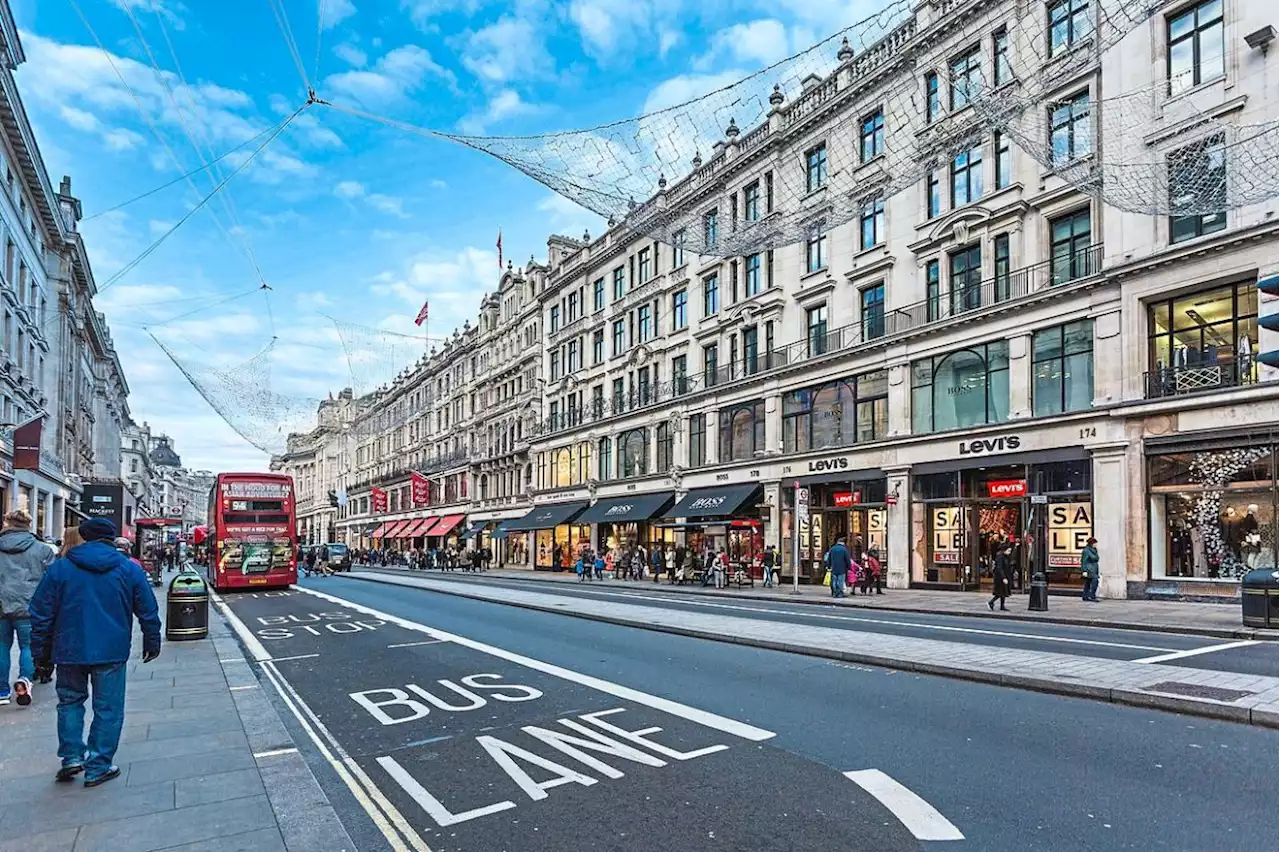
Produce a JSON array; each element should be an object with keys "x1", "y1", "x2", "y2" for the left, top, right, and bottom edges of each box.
[{"x1": 9, "y1": 0, "x2": 874, "y2": 471}]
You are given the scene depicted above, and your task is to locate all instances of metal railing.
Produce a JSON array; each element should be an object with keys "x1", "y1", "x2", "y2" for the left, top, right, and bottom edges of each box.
[
  {"x1": 1144, "y1": 360, "x2": 1260, "y2": 399},
  {"x1": 533, "y1": 244, "x2": 1105, "y2": 439}
]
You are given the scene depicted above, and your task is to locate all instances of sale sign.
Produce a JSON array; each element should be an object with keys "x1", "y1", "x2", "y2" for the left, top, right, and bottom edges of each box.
[
  {"x1": 986, "y1": 479, "x2": 1027, "y2": 499},
  {"x1": 1049, "y1": 501, "x2": 1093, "y2": 568}
]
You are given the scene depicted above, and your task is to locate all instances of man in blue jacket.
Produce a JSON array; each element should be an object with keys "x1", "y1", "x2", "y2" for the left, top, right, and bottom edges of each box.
[
  {"x1": 29, "y1": 517, "x2": 161, "y2": 788},
  {"x1": 826, "y1": 535, "x2": 852, "y2": 598}
]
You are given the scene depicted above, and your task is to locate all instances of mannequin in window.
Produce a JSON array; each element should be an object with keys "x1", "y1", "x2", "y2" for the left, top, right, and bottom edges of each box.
[
  {"x1": 1242, "y1": 504, "x2": 1262, "y2": 569},
  {"x1": 1237, "y1": 336, "x2": 1254, "y2": 383},
  {"x1": 1222, "y1": 506, "x2": 1243, "y2": 560}
]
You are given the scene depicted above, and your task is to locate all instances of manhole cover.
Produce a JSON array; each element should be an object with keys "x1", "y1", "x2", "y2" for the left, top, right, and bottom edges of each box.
[{"x1": 1142, "y1": 681, "x2": 1253, "y2": 702}]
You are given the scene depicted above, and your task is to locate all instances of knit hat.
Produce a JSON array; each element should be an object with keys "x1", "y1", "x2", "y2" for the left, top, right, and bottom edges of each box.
[{"x1": 79, "y1": 517, "x2": 117, "y2": 542}]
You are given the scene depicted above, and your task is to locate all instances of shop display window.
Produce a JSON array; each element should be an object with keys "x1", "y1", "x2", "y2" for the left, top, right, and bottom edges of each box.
[
  {"x1": 1147, "y1": 282, "x2": 1259, "y2": 394},
  {"x1": 782, "y1": 371, "x2": 889, "y2": 454},
  {"x1": 911, "y1": 341, "x2": 1010, "y2": 434}
]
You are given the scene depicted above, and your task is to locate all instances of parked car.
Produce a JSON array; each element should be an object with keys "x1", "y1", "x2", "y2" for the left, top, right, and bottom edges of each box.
[{"x1": 327, "y1": 542, "x2": 352, "y2": 571}]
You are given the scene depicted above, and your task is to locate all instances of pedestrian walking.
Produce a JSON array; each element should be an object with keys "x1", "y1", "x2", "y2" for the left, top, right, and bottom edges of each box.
[
  {"x1": 594, "y1": 552, "x2": 605, "y2": 581},
  {"x1": 665, "y1": 545, "x2": 676, "y2": 584},
  {"x1": 713, "y1": 547, "x2": 728, "y2": 589},
  {"x1": 988, "y1": 541, "x2": 1015, "y2": 611},
  {"x1": 863, "y1": 547, "x2": 884, "y2": 595},
  {"x1": 29, "y1": 518, "x2": 161, "y2": 787},
  {"x1": 650, "y1": 545, "x2": 664, "y2": 583},
  {"x1": 825, "y1": 536, "x2": 851, "y2": 598},
  {"x1": 0, "y1": 509, "x2": 56, "y2": 707},
  {"x1": 575, "y1": 554, "x2": 587, "y2": 582},
  {"x1": 1080, "y1": 537, "x2": 1100, "y2": 602},
  {"x1": 761, "y1": 545, "x2": 777, "y2": 588},
  {"x1": 318, "y1": 543, "x2": 333, "y2": 577}
]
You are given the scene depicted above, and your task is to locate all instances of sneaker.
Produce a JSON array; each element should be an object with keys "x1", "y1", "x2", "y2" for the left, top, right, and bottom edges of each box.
[
  {"x1": 13, "y1": 678, "x2": 31, "y2": 706},
  {"x1": 0, "y1": 692, "x2": 10, "y2": 706},
  {"x1": 84, "y1": 766, "x2": 121, "y2": 788},
  {"x1": 56, "y1": 764, "x2": 85, "y2": 783}
]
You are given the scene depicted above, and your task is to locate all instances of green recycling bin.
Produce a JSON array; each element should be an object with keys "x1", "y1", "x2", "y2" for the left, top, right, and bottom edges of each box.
[{"x1": 166, "y1": 570, "x2": 209, "y2": 641}]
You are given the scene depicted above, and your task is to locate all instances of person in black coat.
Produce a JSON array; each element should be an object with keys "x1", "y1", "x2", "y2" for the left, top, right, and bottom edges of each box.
[{"x1": 989, "y1": 541, "x2": 1015, "y2": 611}]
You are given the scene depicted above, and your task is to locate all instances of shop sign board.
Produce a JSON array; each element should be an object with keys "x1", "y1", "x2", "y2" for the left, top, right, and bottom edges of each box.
[
  {"x1": 987, "y1": 479, "x2": 1027, "y2": 499},
  {"x1": 958, "y1": 435, "x2": 1022, "y2": 456},
  {"x1": 832, "y1": 491, "x2": 861, "y2": 508},
  {"x1": 1048, "y1": 501, "x2": 1093, "y2": 568},
  {"x1": 932, "y1": 507, "x2": 962, "y2": 564}
]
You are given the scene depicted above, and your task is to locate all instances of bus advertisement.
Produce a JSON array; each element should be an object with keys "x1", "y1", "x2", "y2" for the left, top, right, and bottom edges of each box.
[{"x1": 207, "y1": 473, "x2": 297, "y2": 591}]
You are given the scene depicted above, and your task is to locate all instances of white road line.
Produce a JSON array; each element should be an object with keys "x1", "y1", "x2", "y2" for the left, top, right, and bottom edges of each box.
[
  {"x1": 387, "y1": 640, "x2": 446, "y2": 649},
  {"x1": 1131, "y1": 640, "x2": 1261, "y2": 664},
  {"x1": 253, "y1": 747, "x2": 298, "y2": 758},
  {"x1": 230, "y1": 684, "x2": 260, "y2": 691},
  {"x1": 296, "y1": 586, "x2": 776, "y2": 743},
  {"x1": 465, "y1": 582, "x2": 1173, "y2": 653},
  {"x1": 210, "y1": 590, "x2": 272, "y2": 662},
  {"x1": 272, "y1": 654, "x2": 322, "y2": 663},
  {"x1": 844, "y1": 769, "x2": 964, "y2": 841}
]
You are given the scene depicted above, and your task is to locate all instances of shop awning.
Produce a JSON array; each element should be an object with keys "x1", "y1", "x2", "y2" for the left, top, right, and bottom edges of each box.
[
  {"x1": 490, "y1": 523, "x2": 510, "y2": 539},
  {"x1": 666, "y1": 485, "x2": 762, "y2": 519},
  {"x1": 401, "y1": 518, "x2": 432, "y2": 538},
  {"x1": 431, "y1": 515, "x2": 466, "y2": 537},
  {"x1": 578, "y1": 492, "x2": 676, "y2": 524},
  {"x1": 912, "y1": 446, "x2": 1088, "y2": 476},
  {"x1": 504, "y1": 501, "x2": 590, "y2": 532},
  {"x1": 383, "y1": 520, "x2": 411, "y2": 538},
  {"x1": 460, "y1": 522, "x2": 486, "y2": 539},
  {"x1": 370, "y1": 522, "x2": 391, "y2": 539}
]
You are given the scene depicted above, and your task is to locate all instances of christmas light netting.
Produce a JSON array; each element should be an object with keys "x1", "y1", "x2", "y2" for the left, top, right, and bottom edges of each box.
[
  {"x1": 330, "y1": 318, "x2": 432, "y2": 399},
  {"x1": 444, "y1": 0, "x2": 1156, "y2": 257}
]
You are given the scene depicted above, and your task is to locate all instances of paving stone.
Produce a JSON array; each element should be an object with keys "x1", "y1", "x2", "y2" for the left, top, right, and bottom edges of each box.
[
  {"x1": 0, "y1": 828, "x2": 79, "y2": 852},
  {"x1": 174, "y1": 767, "x2": 265, "y2": 808},
  {"x1": 71, "y1": 795, "x2": 276, "y2": 852},
  {"x1": 154, "y1": 828, "x2": 287, "y2": 852},
  {"x1": 125, "y1": 747, "x2": 256, "y2": 787},
  {"x1": 1, "y1": 780, "x2": 175, "y2": 836}
]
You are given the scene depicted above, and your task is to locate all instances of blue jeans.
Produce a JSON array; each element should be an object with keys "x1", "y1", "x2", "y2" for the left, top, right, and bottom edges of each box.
[
  {"x1": 830, "y1": 571, "x2": 846, "y2": 597},
  {"x1": 56, "y1": 663, "x2": 128, "y2": 777},
  {"x1": 1082, "y1": 576, "x2": 1100, "y2": 601},
  {"x1": 0, "y1": 615, "x2": 34, "y2": 690}
]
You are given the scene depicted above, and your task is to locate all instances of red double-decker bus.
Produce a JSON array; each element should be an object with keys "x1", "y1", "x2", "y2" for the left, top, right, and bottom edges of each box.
[{"x1": 207, "y1": 472, "x2": 297, "y2": 591}]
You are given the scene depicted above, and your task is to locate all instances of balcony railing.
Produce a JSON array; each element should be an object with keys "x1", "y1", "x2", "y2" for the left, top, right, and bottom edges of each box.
[
  {"x1": 1144, "y1": 360, "x2": 1260, "y2": 399},
  {"x1": 534, "y1": 244, "x2": 1105, "y2": 438}
]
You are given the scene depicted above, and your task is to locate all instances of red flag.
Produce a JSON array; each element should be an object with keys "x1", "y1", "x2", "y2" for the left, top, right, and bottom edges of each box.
[
  {"x1": 496, "y1": 229, "x2": 503, "y2": 269},
  {"x1": 410, "y1": 472, "x2": 430, "y2": 506},
  {"x1": 370, "y1": 487, "x2": 388, "y2": 513},
  {"x1": 414, "y1": 300, "x2": 429, "y2": 327},
  {"x1": 13, "y1": 416, "x2": 42, "y2": 471}
]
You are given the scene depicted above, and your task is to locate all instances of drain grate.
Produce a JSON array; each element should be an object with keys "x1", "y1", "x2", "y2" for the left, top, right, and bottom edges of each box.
[{"x1": 1142, "y1": 681, "x2": 1253, "y2": 702}]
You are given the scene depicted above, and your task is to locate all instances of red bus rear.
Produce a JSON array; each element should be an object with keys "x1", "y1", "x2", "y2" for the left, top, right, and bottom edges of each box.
[{"x1": 207, "y1": 472, "x2": 297, "y2": 591}]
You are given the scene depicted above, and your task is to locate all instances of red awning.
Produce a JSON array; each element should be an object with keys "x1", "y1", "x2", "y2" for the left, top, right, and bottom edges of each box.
[
  {"x1": 431, "y1": 515, "x2": 466, "y2": 537},
  {"x1": 417, "y1": 517, "x2": 443, "y2": 537},
  {"x1": 370, "y1": 522, "x2": 390, "y2": 539},
  {"x1": 383, "y1": 521, "x2": 410, "y2": 538},
  {"x1": 402, "y1": 518, "x2": 432, "y2": 538}
]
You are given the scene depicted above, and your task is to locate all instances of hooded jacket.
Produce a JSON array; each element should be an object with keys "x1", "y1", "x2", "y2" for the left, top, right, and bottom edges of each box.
[
  {"x1": 0, "y1": 528, "x2": 55, "y2": 618},
  {"x1": 29, "y1": 540, "x2": 161, "y2": 666}
]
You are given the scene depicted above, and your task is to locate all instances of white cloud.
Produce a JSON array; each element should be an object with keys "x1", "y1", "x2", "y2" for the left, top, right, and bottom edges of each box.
[
  {"x1": 658, "y1": 29, "x2": 681, "y2": 59},
  {"x1": 59, "y1": 105, "x2": 100, "y2": 132},
  {"x1": 695, "y1": 19, "x2": 796, "y2": 71},
  {"x1": 568, "y1": 0, "x2": 688, "y2": 60},
  {"x1": 370, "y1": 246, "x2": 498, "y2": 314},
  {"x1": 460, "y1": 17, "x2": 552, "y2": 85},
  {"x1": 320, "y1": 0, "x2": 356, "y2": 29},
  {"x1": 536, "y1": 193, "x2": 606, "y2": 238},
  {"x1": 332, "y1": 43, "x2": 368, "y2": 67},
  {"x1": 642, "y1": 70, "x2": 750, "y2": 114},
  {"x1": 295, "y1": 290, "x2": 334, "y2": 308},
  {"x1": 334, "y1": 180, "x2": 365, "y2": 199},
  {"x1": 111, "y1": 0, "x2": 186, "y2": 31},
  {"x1": 457, "y1": 89, "x2": 542, "y2": 134},
  {"x1": 324, "y1": 44, "x2": 454, "y2": 105},
  {"x1": 401, "y1": 0, "x2": 482, "y2": 27},
  {"x1": 333, "y1": 180, "x2": 409, "y2": 218},
  {"x1": 148, "y1": 219, "x2": 174, "y2": 237},
  {"x1": 429, "y1": 178, "x2": 448, "y2": 189},
  {"x1": 103, "y1": 128, "x2": 147, "y2": 151}
]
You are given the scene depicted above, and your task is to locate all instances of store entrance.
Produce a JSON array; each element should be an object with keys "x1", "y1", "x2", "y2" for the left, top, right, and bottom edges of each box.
[{"x1": 975, "y1": 502, "x2": 1024, "y2": 590}]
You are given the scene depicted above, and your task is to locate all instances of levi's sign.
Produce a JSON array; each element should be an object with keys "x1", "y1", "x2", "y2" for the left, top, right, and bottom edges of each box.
[
  {"x1": 958, "y1": 435, "x2": 1021, "y2": 456},
  {"x1": 832, "y1": 491, "x2": 860, "y2": 508},
  {"x1": 987, "y1": 479, "x2": 1027, "y2": 499},
  {"x1": 806, "y1": 456, "x2": 850, "y2": 473}
]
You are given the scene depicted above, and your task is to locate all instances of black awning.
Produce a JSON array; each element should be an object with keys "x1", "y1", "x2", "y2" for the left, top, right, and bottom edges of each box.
[
  {"x1": 579, "y1": 492, "x2": 676, "y2": 524},
  {"x1": 792, "y1": 467, "x2": 884, "y2": 487},
  {"x1": 666, "y1": 484, "x2": 762, "y2": 519},
  {"x1": 912, "y1": 446, "x2": 1088, "y2": 476},
  {"x1": 504, "y1": 501, "x2": 590, "y2": 532},
  {"x1": 460, "y1": 522, "x2": 486, "y2": 539},
  {"x1": 491, "y1": 524, "x2": 510, "y2": 540}
]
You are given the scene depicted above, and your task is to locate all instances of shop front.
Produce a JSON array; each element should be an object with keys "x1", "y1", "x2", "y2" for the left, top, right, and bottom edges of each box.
[
  {"x1": 580, "y1": 493, "x2": 676, "y2": 555},
  {"x1": 783, "y1": 466, "x2": 888, "y2": 583},
  {"x1": 662, "y1": 484, "x2": 765, "y2": 571},
  {"x1": 505, "y1": 501, "x2": 591, "y2": 571},
  {"x1": 911, "y1": 448, "x2": 1093, "y2": 592},
  {"x1": 424, "y1": 514, "x2": 466, "y2": 550},
  {"x1": 1145, "y1": 432, "x2": 1277, "y2": 598}
]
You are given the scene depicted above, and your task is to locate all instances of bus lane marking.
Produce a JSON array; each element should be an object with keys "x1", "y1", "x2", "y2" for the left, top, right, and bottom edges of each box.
[{"x1": 844, "y1": 769, "x2": 964, "y2": 841}]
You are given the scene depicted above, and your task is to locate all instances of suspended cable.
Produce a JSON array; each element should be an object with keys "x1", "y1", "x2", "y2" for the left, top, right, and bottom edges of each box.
[
  {"x1": 137, "y1": 287, "x2": 261, "y2": 329},
  {"x1": 264, "y1": 0, "x2": 311, "y2": 93},
  {"x1": 98, "y1": 107, "x2": 305, "y2": 295},
  {"x1": 262, "y1": 284, "x2": 276, "y2": 338},
  {"x1": 314, "y1": 0, "x2": 328, "y2": 81}
]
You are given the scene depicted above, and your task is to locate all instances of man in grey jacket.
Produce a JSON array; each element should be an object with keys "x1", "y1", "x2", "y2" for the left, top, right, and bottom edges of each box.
[{"x1": 0, "y1": 508, "x2": 56, "y2": 706}]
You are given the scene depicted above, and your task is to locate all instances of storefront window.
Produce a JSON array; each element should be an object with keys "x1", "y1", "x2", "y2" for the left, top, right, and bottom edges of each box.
[
  {"x1": 535, "y1": 524, "x2": 591, "y2": 570},
  {"x1": 1147, "y1": 282, "x2": 1259, "y2": 395},
  {"x1": 782, "y1": 371, "x2": 888, "y2": 454},
  {"x1": 1149, "y1": 445, "x2": 1277, "y2": 580},
  {"x1": 1033, "y1": 320, "x2": 1094, "y2": 416},
  {"x1": 656, "y1": 422, "x2": 673, "y2": 471},
  {"x1": 618, "y1": 428, "x2": 649, "y2": 478},
  {"x1": 911, "y1": 341, "x2": 1009, "y2": 433},
  {"x1": 719, "y1": 400, "x2": 765, "y2": 461}
]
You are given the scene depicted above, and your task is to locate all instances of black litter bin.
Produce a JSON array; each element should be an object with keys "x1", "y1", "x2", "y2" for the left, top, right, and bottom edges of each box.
[
  {"x1": 166, "y1": 570, "x2": 209, "y2": 641},
  {"x1": 1241, "y1": 568, "x2": 1279, "y2": 629}
]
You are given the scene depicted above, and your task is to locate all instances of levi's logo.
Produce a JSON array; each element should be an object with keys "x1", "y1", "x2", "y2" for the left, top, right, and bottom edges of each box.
[
  {"x1": 807, "y1": 457, "x2": 850, "y2": 473},
  {"x1": 958, "y1": 436, "x2": 1022, "y2": 455}
]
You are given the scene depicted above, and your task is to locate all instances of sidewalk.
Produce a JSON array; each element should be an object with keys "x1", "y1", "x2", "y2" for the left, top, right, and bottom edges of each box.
[
  {"x1": 354, "y1": 564, "x2": 1278, "y2": 640},
  {"x1": 349, "y1": 570, "x2": 1280, "y2": 728},
  {"x1": 0, "y1": 610, "x2": 351, "y2": 852}
]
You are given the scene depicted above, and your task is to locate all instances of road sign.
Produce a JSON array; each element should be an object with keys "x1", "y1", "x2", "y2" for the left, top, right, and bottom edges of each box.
[{"x1": 1030, "y1": 495, "x2": 1048, "y2": 505}]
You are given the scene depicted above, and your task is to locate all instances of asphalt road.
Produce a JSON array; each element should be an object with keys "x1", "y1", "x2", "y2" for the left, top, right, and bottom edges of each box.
[
  {"x1": 218, "y1": 579, "x2": 1278, "y2": 852},
  {"x1": 359, "y1": 569, "x2": 1280, "y2": 677}
]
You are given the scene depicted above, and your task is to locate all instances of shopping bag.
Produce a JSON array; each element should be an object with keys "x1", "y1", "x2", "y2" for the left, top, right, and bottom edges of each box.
[{"x1": 822, "y1": 569, "x2": 832, "y2": 587}]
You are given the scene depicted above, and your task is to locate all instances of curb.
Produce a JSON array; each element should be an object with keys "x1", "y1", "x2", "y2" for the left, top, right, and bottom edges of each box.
[
  {"x1": 346, "y1": 572, "x2": 1279, "y2": 730},
  {"x1": 209, "y1": 607, "x2": 358, "y2": 852},
  {"x1": 355, "y1": 566, "x2": 1278, "y2": 642}
]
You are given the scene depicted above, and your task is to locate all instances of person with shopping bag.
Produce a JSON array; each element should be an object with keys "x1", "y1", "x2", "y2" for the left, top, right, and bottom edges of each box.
[{"x1": 825, "y1": 536, "x2": 851, "y2": 598}]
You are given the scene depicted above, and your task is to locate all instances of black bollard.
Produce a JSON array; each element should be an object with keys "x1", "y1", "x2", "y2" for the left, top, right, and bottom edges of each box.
[{"x1": 1027, "y1": 568, "x2": 1049, "y2": 612}]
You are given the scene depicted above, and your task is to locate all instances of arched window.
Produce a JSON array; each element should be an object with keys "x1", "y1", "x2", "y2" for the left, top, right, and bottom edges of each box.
[
  {"x1": 618, "y1": 429, "x2": 649, "y2": 478},
  {"x1": 911, "y1": 343, "x2": 1009, "y2": 433},
  {"x1": 719, "y1": 400, "x2": 765, "y2": 461},
  {"x1": 598, "y1": 436, "x2": 613, "y2": 481},
  {"x1": 479, "y1": 474, "x2": 489, "y2": 500},
  {"x1": 552, "y1": 447, "x2": 572, "y2": 488}
]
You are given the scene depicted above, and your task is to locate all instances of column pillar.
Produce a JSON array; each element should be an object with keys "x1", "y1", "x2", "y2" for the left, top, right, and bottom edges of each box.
[
  {"x1": 671, "y1": 418, "x2": 687, "y2": 470},
  {"x1": 648, "y1": 424, "x2": 659, "y2": 475},
  {"x1": 887, "y1": 365, "x2": 910, "y2": 437},
  {"x1": 1092, "y1": 309, "x2": 1123, "y2": 405},
  {"x1": 763, "y1": 480, "x2": 781, "y2": 555},
  {"x1": 763, "y1": 393, "x2": 782, "y2": 456},
  {"x1": 705, "y1": 410, "x2": 720, "y2": 464},
  {"x1": 43, "y1": 490, "x2": 54, "y2": 538},
  {"x1": 885, "y1": 465, "x2": 910, "y2": 589},
  {"x1": 1007, "y1": 333, "x2": 1032, "y2": 420},
  {"x1": 1091, "y1": 445, "x2": 1129, "y2": 599}
]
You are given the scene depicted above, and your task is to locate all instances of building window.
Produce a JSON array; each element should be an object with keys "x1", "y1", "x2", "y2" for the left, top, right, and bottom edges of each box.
[
  {"x1": 567, "y1": 339, "x2": 580, "y2": 373},
  {"x1": 672, "y1": 229, "x2": 686, "y2": 268},
  {"x1": 1168, "y1": 133, "x2": 1227, "y2": 243},
  {"x1": 703, "y1": 274, "x2": 719, "y2": 315},
  {"x1": 926, "y1": 259, "x2": 941, "y2": 322},
  {"x1": 656, "y1": 422, "x2": 673, "y2": 472},
  {"x1": 807, "y1": 304, "x2": 828, "y2": 357},
  {"x1": 951, "y1": 144, "x2": 983, "y2": 207},
  {"x1": 927, "y1": 169, "x2": 942, "y2": 219},
  {"x1": 612, "y1": 267, "x2": 625, "y2": 300},
  {"x1": 719, "y1": 399, "x2": 765, "y2": 462},
  {"x1": 949, "y1": 46, "x2": 981, "y2": 110},
  {"x1": 688, "y1": 413, "x2": 706, "y2": 467},
  {"x1": 1049, "y1": 208, "x2": 1093, "y2": 284},
  {"x1": 993, "y1": 27, "x2": 1011, "y2": 85},
  {"x1": 638, "y1": 247, "x2": 652, "y2": 283},
  {"x1": 783, "y1": 370, "x2": 889, "y2": 453},
  {"x1": 1033, "y1": 319, "x2": 1095, "y2": 416},
  {"x1": 994, "y1": 131, "x2": 1011, "y2": 189},
  {"x1": 859, "y1": 196, "x2": 885, "y2": 250},
  {"x1": 611, "y1": 377, "x2": 624, "y2": 412},
  {"x1": 592, "y1": 329, "x2": 604, "y2": 364},
  {"x1": 861, "y1": 284, "x2": 885, "y2": 340},
  {"x1": 673, "y1": 354, "x2": 689, "y2": 394},
  {"x1": 1049, "y1": 91, "x2": 1091, "y2": 166},
  {"x1": 598, "y1": 436, "x2": 613, "y2": 480},
  {"x1": 743, "y1": 182, "x2": 760, "y2": 221},
  {"x1": 860, "y1": 109, "x2": 884, "y2": 162},
  {"x1": 618, "y1": 428, "x2": 648, "y2": 478},
  {"x1": 994, "y1": 233, "x2": 1011, "y2": 302},
  {"x1": 612, "y1": 319, "x2": 626, "y2": 356},
  {"x1": 743, "y1": 325, "x2": 759, "y2": 375},
  {"x1": 1168, "y1": 0, "x2": 1224, "y2": 94},
  {"x1": 672, "y1": 289, "x2": 688, "y2": 329},
  {"x1": 593, "y1": 278, "x2": 605, "y2": 312},
  {"x1": 1049, "y1": 0, "x2": 1092, "y2": 56},
  {"x1": 950, "y1": 244, "x2": 982, "y2": 314},
  {"x1": 743, "y1": 253, "x2": 762, "y2": 296},
  {"x1": 703, "y1": 208, "x2": 718, "y2": 249},
  {"x1": 703, "y1": 343, "x2": 719, "y2": 386},
  {"x1": 806, "y1": 144, "x2": 828, "y2": 192},
  {"x1": 1146, "y1": 281, "x2": 1258, "y2": 395},
  {"x1": 549, "y1": 305, "x2": 560, "y2": 334},
  {"x1": 925, "y1": 72, "x2": 940, "y2": 122},
  {"x1": 637, "y1": 305, "x2": 652, "y2": 342},
  {"x1": 805, "y1": 223, "x2": 827, "y2": 273},
  {"x1": 912, "y1": 341, "x2": 1010, "y2": 433}
]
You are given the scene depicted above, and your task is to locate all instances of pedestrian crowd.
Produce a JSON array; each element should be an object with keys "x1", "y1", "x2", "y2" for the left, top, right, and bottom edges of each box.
[
  {"x1": 355, "y1": 544, "x2": 493, "y2": 572},
  {"x1": 821, "y1": 535, "x2": 885, "y2": 599}
]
